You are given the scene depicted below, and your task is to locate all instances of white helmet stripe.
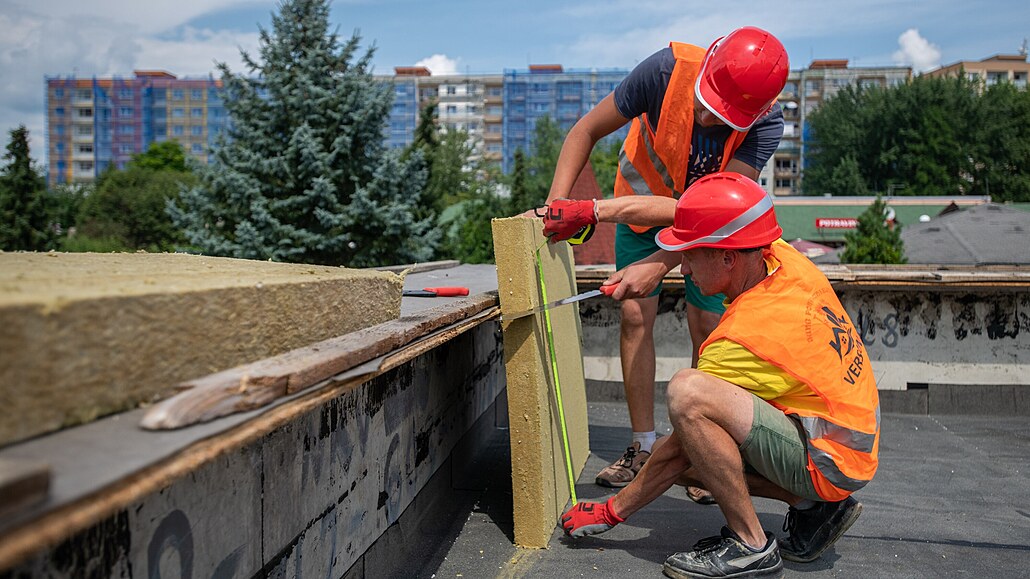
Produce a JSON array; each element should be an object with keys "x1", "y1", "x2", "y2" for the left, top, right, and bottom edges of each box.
[{"x1": 656, "y1": 193, "x2": 774, "y2": 251}]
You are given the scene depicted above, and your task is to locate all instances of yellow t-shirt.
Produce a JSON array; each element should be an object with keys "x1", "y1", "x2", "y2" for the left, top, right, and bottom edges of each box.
[{"x1": 696, "y1": 246, "x2": 828, "y2": 414}]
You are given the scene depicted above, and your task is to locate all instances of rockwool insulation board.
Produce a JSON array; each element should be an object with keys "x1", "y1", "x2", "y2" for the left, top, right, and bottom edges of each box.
[
  {"x1": 0, "y1": 252, "x2": 403, "y2": 447},
  {"x1": 491, "y1": 217, "x2": 590, "y2": 548}
]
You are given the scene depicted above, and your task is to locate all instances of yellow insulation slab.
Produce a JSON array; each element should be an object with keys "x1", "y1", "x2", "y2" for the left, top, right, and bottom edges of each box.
[{"x1": 491, "y1": 217, "x2": 590, "y2": 548}]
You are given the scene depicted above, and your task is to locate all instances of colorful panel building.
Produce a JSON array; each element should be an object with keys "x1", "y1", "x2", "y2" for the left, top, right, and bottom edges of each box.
[{"x1": 45, "y1": 71, "x2": 225, "y2": 187}]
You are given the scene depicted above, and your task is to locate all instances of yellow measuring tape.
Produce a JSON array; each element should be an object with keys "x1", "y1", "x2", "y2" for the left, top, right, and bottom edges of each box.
[{"x1": 534, "y1": 244, "x2": 578, "y2": 506}]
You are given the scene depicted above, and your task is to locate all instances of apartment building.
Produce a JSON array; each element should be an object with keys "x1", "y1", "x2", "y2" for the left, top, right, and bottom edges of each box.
[
  {"x1": 384, "y1": 67, "x2": 504, "y2": 165},
  {"x1": 770, "y1": 60, "x2": 911, "y2": 196},
  {"x1": 501, "y1": 65, "x2": 628, "y2": 173},
  {"x1": 924, "y1": 53, "x2": 1030, "y2": 89},
  {"x1": 45, "y1": 71, "x2": 226, "y2": 187}
]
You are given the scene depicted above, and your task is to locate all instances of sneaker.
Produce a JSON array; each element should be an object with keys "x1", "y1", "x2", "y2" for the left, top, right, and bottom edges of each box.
[
  {"x1": 595, "y1": 442, "x2": 649, "y2": 488},
  {"x1": 663, "y1": 526, "x2": 782, "y2": 579},
  {"x1": 780, "y1": 496, "x2": 862, "y2": 563}
]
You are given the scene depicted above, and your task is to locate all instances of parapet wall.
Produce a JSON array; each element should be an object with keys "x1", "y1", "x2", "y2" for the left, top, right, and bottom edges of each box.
[
  {"x1": 579, "y1": 267, "x2": 1030, "y2": 410},
  {"x1": 1, "y1": 319, "x2": 505, "y2": 578}
]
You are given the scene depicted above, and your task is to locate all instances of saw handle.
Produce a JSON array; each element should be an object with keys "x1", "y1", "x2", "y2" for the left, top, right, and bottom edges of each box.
[{"x1": 422, "y1": 286, "x2": 470, "y2": 297}]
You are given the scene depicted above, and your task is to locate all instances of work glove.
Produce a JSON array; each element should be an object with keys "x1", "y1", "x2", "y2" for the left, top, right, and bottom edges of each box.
[
  {"x1": 541, "y1": 199, "x2": 598, "y2": 243},
  {"x1": 561, "y1": 497, "x2": 625, "y2": 538}
]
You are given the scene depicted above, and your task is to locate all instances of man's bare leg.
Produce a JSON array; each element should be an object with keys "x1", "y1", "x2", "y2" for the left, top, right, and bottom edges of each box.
[
  {"x1": 620, "y1": 295, "x2": 659, "y2": 434},
  {"x1": 666, "y1": 368, "x2": 767, "y2": 549}
]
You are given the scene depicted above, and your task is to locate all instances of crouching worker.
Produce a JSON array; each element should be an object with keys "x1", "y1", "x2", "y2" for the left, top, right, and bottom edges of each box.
[{"x1": 560, "y1": 172, "x2": 879, "y2": 579}]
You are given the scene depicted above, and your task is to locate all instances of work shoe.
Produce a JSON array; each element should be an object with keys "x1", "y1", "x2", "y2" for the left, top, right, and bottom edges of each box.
[
  {"x1": 595, "y1": 442, "x2": 649, "y2": 487},
  {"x1": 780, "y1": 496, "x2": 862, "y2": 562},
  {"x1": 663, "y1": 526, "x2": 782, "y2": 579}
]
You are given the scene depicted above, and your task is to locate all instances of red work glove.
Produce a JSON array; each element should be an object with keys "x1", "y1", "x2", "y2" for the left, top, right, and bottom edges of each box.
[
  {"x1": 561, "y1": 497, "x2": 625, "y2": 538},
  {"x1": 542, "y1": 199, "x2": 597, "y2": 242}
]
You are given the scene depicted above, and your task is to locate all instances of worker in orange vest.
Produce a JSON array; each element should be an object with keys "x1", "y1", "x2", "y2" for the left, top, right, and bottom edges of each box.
[
  {"x1": 559, "y1": 173, "x2": 880, "y2": 578},
  {"x1": 537, "y1": 27, "x2": 789, "y2": 496}
]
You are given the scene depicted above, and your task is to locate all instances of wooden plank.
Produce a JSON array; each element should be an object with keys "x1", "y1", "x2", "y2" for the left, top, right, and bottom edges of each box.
[
  {"x1": 141, "y1": 293, "x2": 498, "y2": 430},
  {"x1": 0, "y1": 459, "x2": 50, "y2": 520}
]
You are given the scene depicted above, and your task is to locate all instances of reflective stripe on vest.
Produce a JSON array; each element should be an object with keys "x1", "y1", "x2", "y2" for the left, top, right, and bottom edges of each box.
[
  {"x1": 799, "y1": 407, "x2": 880, "y2": 492},
  {"x1": 656, "y1": 193, "x2": 774, "y2": 251}
]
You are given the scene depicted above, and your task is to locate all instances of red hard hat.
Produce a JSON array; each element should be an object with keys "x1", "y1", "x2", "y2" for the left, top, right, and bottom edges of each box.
[
  {"x1": 696, "y1": 26, "x2": 790, "y2": 131},
  {"x1": 655, "y1": 172, "x2": 782, "y2": 251}
]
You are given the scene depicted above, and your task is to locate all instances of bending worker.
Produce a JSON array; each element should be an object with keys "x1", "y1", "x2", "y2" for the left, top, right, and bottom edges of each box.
[
  {"x1": 539, "y1": 26, "x2": 788, "y2": 492},
  {"x1": 559, "y1": 172, "x2": 880, "y2": 579}
]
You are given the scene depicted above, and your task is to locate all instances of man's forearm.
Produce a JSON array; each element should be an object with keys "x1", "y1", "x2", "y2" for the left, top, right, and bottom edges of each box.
[
  {"x1": 595, "y1": 196, "x2": 678, "y2": 227},
  {"x1": 611, "y1": 435, "x2": 689, "y2": 518}
]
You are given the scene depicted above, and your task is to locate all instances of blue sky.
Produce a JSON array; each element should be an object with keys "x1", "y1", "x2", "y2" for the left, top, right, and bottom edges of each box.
[{"x1": 2, "y1": 0, "x2": 1029, "y2": 158}]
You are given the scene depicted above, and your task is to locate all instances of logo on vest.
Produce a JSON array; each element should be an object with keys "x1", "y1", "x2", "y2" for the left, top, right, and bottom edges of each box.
[{"x1": 823, "y1": 306, "x2": 866, "y2": 385}]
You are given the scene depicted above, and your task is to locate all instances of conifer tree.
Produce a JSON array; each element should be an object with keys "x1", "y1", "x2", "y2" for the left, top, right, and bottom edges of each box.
[
  {"x1": 841, "y1": 196, "x2": 906, "y2": 264},
  {"x1": 169, "y1": 0, "x2": 436, "y2": 266},
  {"x1": 0, "y1": 125, "x2": 50, "y2": 251}
]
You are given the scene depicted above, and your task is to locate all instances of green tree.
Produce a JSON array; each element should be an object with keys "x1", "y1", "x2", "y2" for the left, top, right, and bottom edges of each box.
[
  {"x1": 506, "y1": 116, "x2": 566, "y2": 214},
  {"x1": 130, "y1": 140, "x2": 189, "y2": 172},
  {"x1": 973, "y1": 82, "x2": 1030, "y2": 201},
  {"x1": 589, "y1": 139, "x2": 622, "y2": 198},
  {"x1": 803, "y1": 74, "x2": 1030, "y2": 199},
  {"x1": 169, "y1": 0, "x2": 436, "y2": 266},
  {"x1": 45, "y1": 183, "x2": 90, "y2": 238},
  {"x1": 76, "y1": 167, "x2": 193, "y2": 251},
  {"x1": 0, "y1": 125, "x2": 50, "y2": 251},
  {"x1": 840, "y1": 197, "x2": 906, "y2": 264}
]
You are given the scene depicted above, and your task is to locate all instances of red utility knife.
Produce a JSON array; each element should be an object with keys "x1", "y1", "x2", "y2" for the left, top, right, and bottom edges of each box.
[{"x1": 402, "y1": 287, "x2": 470, "y2": 297}]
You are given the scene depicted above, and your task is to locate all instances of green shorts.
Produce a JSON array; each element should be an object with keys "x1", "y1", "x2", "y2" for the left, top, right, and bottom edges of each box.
[
  {"x1": 740, "y1": 395, "x2": 821, "y2": 502},
  {"x1": 614, "y1": 223, "x2": 727, "y2": 313}
]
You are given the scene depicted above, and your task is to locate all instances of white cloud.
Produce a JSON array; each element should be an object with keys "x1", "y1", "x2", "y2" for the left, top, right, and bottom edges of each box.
[
  {"x1": 415, "y1": 54, "x2": 460, "y2": 75},
  {"x1": 893, "y1": 28, "x2": 942, "y2": 72},
  {"x1": 0, "y1": 3, "x2": 261, "y2": 160}
]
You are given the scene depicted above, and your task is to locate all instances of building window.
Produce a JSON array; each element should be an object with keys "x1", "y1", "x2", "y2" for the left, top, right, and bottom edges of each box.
[
  {"x1": 804, "y1": 80, "x2": 821, "y2": 96},
  {"x1": 77, "y1": 144, "x2": 93, "y2": 154},
  {"x1": 1014, "y1": 72, "x2": 1027, "y2": 88},
  {"x1": 967, "y1": 72, "x2": 980, "y2": 82},
  {"x1": 55, "y1": 126, "x2": 65, "y2": 136},
  {"x1": 119, "y1": 89, "x2": 133, "y2": 99},
  {"x1": 172, "y1": 89, "x2": 184, "y2": 100},
  {"x1": 120, "y1": 144, "x2": 132, "y2": 154},
  {"x1": 775, "y1": 178, "x2": 793, "y2": 189},
  {"x1": 173, "y1": 126, "x2": 184, "y2": 136},
  {"x1": 77, "y1": 108, "x2": 93, "y2": 118},
  {"x1": 55, "y1": 143, "x2": 65, "y2": 152},
  {"x1": 446, "y1": 85, "x2": 457, "y2": 95},
  {"x1": 446, "y1": 105, "x2": 458, "y2": 114},
  {"x1": 77, "y1": 161, "x2": 94, "y2": 171},
  {"x1": 75, "y1": 125, "x2": 92, "y2": 136},
  {"x1": 191, "y1": 143, "x2": 203, "y2": 154},
  {"x1": 191, "y1": 126, "x2": 203, "y2": 136},
  {"x1": 54, "y1": 88, "x2": 64, "y2": 98},
  {"x1": 986, "y1": 72, "x2": 1007, "y2": 86},
  {"x1": 191, "y1": 89, "x2": 203, "y2": 99},
  {"x1": 172, "y1": 108, "x2": 184, "y2": 118},
  {"x1": 55, "y1": 107, "x2": 65, "y2": 117},
  {"x1": 119, "y1": 125, "x2": 134, "y2": 135},
  {"x1": 76, "y1": 89, "x2": 91, "y2": 100},
  {"x1": 191, "y1": 108, "x2": 203, "y2": 118},
  {"x1": 119, "y1": 107, "x2": 133, "y2": 117}
]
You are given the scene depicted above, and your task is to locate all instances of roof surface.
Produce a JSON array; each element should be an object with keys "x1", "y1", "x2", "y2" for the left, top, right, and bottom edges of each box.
[
  {"x1": 431, "y1": 400, "x2": 1030, "y2": 579},
  {"x1": 901, "y1": 203, "x2": 1030, "y2": 265}
]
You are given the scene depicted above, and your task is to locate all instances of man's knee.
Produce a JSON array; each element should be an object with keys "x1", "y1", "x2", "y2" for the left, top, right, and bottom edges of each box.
[
  {"x1": 620, "y1": 299, "x2": 657, "y2": 337},
  {"x1": 666, "y1": 369, "x2": 710, "y2": 421}
]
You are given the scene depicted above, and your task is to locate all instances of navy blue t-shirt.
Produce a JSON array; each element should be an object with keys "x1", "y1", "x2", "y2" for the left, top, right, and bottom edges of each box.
[{"x1": 614, "y1": 47, "x2": 783, "y2": 187}]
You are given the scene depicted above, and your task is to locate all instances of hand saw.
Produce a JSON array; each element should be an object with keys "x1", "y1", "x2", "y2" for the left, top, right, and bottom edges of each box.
[{"x1": 502, "y1": 283, "x2": 617, "y2": 321}]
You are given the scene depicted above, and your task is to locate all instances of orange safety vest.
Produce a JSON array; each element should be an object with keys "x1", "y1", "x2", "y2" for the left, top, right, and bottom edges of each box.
[
  {"x1": 701, "y1": 241, "x2": 880, "y2": 501},
  {"x1": 614, "y1": 42, "x2": 749, "y2": 233}
]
